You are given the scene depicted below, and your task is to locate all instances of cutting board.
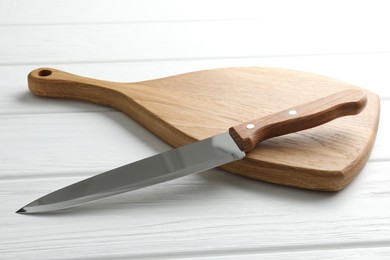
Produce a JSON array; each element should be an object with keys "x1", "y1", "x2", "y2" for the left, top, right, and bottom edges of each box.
[{"x1": 28, "y1": 67, "x2": 380, "y2": 191}]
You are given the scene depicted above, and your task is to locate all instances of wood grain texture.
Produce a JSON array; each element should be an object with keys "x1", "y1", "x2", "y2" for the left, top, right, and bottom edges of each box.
[{"x1": 28, "y1": 67, "x2": 380, "y2": 191}]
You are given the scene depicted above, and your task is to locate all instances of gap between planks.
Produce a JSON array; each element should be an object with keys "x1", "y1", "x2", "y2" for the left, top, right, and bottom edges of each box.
[{"x1": 1, "y1": 51, "x2": 389, "y2": 67}]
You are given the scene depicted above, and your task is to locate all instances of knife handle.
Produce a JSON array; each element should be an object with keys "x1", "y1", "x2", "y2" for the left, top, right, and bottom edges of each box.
[{"x1": 229, "y1": 89, "x2": 367, "y2": 153}]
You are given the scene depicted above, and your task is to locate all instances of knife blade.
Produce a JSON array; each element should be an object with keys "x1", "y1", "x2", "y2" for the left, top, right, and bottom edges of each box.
[{"x1": 17, "y1": 89, "x2": 367, "y2": 213}]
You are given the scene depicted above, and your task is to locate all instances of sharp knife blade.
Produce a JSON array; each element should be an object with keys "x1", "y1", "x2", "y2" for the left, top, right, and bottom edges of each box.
[
  {"x1": 17, "y1": 89, "x2": 366, "y2": 213},
  {"x1": 17, "y1": 133, "x2": 244, "y2": 213}
]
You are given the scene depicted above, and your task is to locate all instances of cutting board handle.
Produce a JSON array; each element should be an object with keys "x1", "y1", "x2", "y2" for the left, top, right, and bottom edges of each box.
[
  {"x1": 28, "y1": 67, "x2": 129, "y2": 107},
  {"x1": 229, "y1": 89, "x2": 367, "y2": 153}
]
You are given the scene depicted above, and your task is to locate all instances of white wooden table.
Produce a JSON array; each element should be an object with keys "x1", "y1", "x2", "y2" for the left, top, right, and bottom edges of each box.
[{"x1": 1, "y1": 1, "x2": 390, "y2": 259}]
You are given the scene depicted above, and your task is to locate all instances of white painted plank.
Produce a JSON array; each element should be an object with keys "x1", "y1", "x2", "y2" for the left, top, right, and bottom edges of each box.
[
  {"x1": 1, "y1": 53, "x2": 389, "y2": 116},
  {"x1": 1, "y1": 0, "x2": 388, "y2": 25},
  {"x1": 0, "y1": 111, "x2": 171, "y2": 180},
  {"x1": 0, "y1": 0, "x2": 278, "y2": 24},
  {"x1": 0, "y1": 100, "x2": 387, "y2": 180},
  {"x1": 1, "y1": 19, "x2": 389, "y2": 66},
  {"x1": 1, "y1": 161, "x2": 390, "y2": 259},
  {"x1": 371, "y1": 100, "x2": 389, "y2": 161}
]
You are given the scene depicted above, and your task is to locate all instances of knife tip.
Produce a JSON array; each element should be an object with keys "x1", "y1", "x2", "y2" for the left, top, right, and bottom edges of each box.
[{"x1": 16, "y1": 207, "x2": 26, "y2": 214}]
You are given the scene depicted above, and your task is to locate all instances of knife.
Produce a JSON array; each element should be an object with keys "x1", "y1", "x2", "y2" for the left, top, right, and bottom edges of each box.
[{"x1": 17, "y1": 89, "x2": 367, "y2": 213}]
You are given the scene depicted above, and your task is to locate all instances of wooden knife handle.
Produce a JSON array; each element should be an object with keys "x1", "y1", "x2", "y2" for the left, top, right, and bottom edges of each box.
[{"x1": 229, "y1": 89, "x2": 367, "y2": 153}]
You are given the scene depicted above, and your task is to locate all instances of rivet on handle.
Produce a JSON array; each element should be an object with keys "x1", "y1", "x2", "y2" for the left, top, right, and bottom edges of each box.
[
  {"x1": 288, "y1": 110, "x2": 297, "y2": 115},
  {"x1": 246, "y1": 124, "x2": 255, "y2": 129}
]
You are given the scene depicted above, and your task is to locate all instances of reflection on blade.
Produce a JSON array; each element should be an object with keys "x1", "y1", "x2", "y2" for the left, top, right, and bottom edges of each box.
[{"x1": 17, "y1": 132, "x2": 245, "y2": 213}]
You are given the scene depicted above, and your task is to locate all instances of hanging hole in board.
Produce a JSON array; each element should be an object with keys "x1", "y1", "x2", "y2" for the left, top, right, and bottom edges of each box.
[{"x1": 38, "y1": 70, "x2": 52, "y2": 77}]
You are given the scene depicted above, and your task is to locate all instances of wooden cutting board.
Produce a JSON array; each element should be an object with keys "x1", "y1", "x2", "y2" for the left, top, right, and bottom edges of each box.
[{"x1": 28, "y1": 67, "x2": 380, "y2": 191}]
